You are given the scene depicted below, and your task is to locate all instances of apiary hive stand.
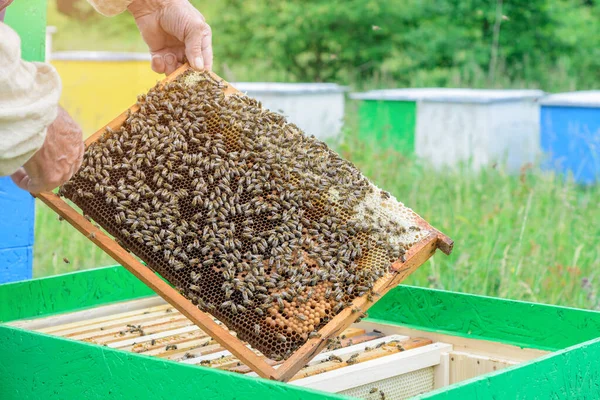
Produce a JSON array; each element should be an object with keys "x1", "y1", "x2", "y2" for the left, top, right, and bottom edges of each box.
[{"x1": 37, "y1": 64, "x2": 452, "y2": 381}]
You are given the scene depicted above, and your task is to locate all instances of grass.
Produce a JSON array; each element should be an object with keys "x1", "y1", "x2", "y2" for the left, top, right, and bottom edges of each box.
[{"x1": 34, "y1": 202, "x2": 115, "y2": 278}]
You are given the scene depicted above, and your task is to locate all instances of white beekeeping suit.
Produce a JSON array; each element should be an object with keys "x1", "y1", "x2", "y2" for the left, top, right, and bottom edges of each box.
[
  {"x1": 0, "y1": 23, "x2": 61, "y2": 176},
  {"x1": 0, "y1": 0, "x2": 131, "y2": 176}
]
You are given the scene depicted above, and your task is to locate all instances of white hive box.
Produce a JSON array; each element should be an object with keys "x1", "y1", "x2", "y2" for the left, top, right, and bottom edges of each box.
[
  {"x1": 352, "y1": 88, "x2": 544, "y2": 172},
  {"x1": 233, "y1": 82, "x2": 347, "y2": 141}
]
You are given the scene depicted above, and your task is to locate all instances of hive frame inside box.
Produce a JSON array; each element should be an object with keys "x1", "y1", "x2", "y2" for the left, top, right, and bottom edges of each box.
[{"x1": 37, "y1": 64, "x2": 453, "y2": 381}]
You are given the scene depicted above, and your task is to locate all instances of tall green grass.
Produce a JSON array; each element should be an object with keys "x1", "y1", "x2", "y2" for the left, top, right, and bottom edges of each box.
[{"x1": 34, "y1": 203, "x2": 114, "y2": 277}]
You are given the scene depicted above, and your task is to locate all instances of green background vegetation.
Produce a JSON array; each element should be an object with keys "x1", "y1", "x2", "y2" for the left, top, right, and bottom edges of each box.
[
  {"x1": 49, "y1": 0, "x2": 600, "y2": 90},
  {"x1": 35, "y1": 0, "x2": 600, "y2": 311}
]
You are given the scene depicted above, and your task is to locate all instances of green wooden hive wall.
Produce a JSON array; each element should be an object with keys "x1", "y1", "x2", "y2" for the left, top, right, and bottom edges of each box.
[{"x1": 1, "y1": 266, "x2": 600, "y2": 399}]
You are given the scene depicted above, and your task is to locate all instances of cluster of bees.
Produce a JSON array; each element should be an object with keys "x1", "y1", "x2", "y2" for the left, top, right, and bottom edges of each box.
[{"x1": 60, "y1": 71, "x2": 426, "y2": 360}]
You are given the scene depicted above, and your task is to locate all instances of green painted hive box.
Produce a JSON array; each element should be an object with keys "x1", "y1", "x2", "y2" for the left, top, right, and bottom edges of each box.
[{"x1": 1, "y1": 265, "x2": 599, "y2": 399}]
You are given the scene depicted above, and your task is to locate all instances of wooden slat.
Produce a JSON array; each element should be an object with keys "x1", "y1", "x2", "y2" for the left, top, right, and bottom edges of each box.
[
  {"x1": 339, "y1": 332, "x2": 384, "y2": 347},
  {"x1": 88, "y1": 320, "x2": 197, "y2": 344},
  {"x1": 291, "y1": 337, "x2": 433, "y2": 380},
  {"x1": 48, "y1": 308, "x2": 180, "y2": 337},
  {"x1": 10, "y1": 297, "x2": 166, "y2": 330},
  {"x1": 111, "y1": 326, "x2": 201, "y2": 349},
  {"x1": 143, "y1": 337, "x2": 214, "y2": 357}
]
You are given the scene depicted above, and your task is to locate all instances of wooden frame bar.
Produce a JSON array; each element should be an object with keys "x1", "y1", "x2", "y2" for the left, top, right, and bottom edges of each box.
[{"x1": 36, "y1": 64, "x2": 452, "y2": 381}]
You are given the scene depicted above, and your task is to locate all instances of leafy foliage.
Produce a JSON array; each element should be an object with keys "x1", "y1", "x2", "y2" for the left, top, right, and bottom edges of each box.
[
  {"x1": 217, "y1": 0, "x2": 406, "y2": 82},
  {"x1": 215, "y1": 0, "x2": 600, "y2": 90},
  {"x1": 49, "y1": 0, "x2": 599, "y2": 89}
]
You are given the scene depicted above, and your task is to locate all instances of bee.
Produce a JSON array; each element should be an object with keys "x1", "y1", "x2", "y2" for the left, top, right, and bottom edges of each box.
[
  {"x1": 189, "y1": 284, "x2": 201, "y2": 292},
  {"x1": 295, "y1": 314, "x2": 307, "y2": 322},
  {"x1": 333, "y1": 302, "x2": 344, "y2": 313},
  {"x1": 308, "y1": 331, "x2": 321, "y2": 339},
  {"x1": 276, "y1": 333, "x2": 287, "y2": 343},
  {"x1": 63, "y1": 257, "x2": 70, "y2": 264},
  {"x1": 220, "y1": 301, "x2": 233, "y2": 309},
  {"x1": 254, "y1": 324, "x2": 261, "y2": 335}
]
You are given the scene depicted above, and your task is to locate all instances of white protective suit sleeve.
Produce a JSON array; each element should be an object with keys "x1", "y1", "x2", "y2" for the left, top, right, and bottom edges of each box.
[
  {"x1": 0, "y1": 0, "x2": 133, "y2": 176},
  {"x1": 0, "y1": 22, "x2": 61, "y2": 176}
]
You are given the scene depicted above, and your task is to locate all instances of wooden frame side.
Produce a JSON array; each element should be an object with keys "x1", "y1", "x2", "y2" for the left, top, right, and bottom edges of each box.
[
  {"x1": 420, "y1": 336, "x2": 600, "y2": 399},
  {"x1": 36, "y1": 193, "x2": 277, "y2": 379}
]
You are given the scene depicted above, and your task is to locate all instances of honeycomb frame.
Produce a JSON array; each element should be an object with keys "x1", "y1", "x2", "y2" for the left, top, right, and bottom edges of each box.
[{"x1": 37, "y1": 64, "x2": 452, "y2": 381}]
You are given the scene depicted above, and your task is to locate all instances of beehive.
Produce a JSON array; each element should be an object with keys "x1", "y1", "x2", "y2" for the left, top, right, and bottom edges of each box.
[{"x1": 40, "y1": 66, "x2": 452, "y2": 380}]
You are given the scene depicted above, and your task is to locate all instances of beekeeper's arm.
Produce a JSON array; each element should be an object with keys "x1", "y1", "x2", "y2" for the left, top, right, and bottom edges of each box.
[
  {"x1": 88, "y1": 0, "x2": 213, "y2": 73},
  {"x1": 0, "y1": 22, "x2": 84, "y2": 194}
]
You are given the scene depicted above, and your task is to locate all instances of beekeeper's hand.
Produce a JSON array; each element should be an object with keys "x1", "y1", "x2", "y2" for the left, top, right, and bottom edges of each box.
[
  {"x1": 128, "y1": 0, "x2": 213, "y2": 75},
  {"x1": 11, "y1": 107, "x2": 84, "y2": 194}
]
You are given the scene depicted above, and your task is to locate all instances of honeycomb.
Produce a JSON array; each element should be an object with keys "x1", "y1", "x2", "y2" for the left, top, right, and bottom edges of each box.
[{"x1": 59, "y1": 71, "x2": 428, "y2": 360}]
